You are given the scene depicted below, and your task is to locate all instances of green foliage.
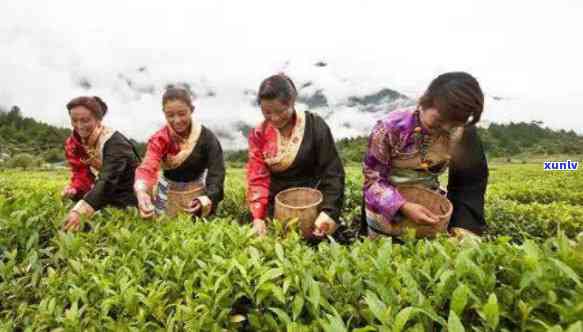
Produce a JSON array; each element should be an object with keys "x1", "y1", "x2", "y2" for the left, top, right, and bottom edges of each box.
[
  {"x1": 336, "y1": 136, "x2": 369, "y2": 166},
  {"x1": 0, "y1": 106, "x2": 71, "y2": 158},
  {"x1": 42, "y1": 148, "x2": 65, "y2": 164},
  {"x1": 225, "y1": 149, "x2": 248, "y2": 168},
  {"x1": 479, "y1": 121, "x2": 583, "y2": 157},
  {"x1": 4, "y1": 105, "x2": 581, "y2": 167},
  {"x1": 4, "y1": 153, "x2": 43, "y2": 170},
  {"x1": 0, "y1": 165, "x2": 582, "y2": 330},
  {"x1": 220, "y1": 121, "x2": 583, "y2": 166},
  {"x1": 0, "y1": 107, "x2": 147, "y2": 163}
]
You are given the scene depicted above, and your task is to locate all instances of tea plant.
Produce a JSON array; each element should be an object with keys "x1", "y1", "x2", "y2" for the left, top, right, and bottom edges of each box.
[{"x1": 0, "y1": 165, "x2": 582, "y2": 330}]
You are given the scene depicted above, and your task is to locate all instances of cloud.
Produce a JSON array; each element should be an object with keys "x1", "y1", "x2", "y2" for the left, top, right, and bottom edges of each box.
[{"x1": 1, "y1": 0, "x2": 582, "y2": 149}]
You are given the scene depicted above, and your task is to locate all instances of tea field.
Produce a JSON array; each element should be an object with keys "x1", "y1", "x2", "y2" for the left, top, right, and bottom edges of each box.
[{"x1": 0, "y1": 164, "x2": 582, "y2": 331}]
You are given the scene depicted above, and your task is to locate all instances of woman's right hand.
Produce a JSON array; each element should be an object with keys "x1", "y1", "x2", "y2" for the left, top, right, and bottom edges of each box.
[
  {"x1": 400, "y1": 202, "x2": 439, "y2": 225},
  {"x1": 62, "y1": 186, "x2": 77, "y2": 199},
  {"x1": 252, "y1": 218, "x2": 267, "y2": 237},
  {"x1": 136, "y1": 191, "x2": 155, "y2": 218},
  {"x1": 63, "y1": 210, "x2": 82, "y2": 232}
]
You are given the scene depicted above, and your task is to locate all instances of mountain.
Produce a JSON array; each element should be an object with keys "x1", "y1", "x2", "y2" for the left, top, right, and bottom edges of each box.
[
  {"x1": 3, "y1": 60, "x2": 583, "y2": 161},
  {"x1": 6, "y1": 58, "x2": 581, "y2": 152}
]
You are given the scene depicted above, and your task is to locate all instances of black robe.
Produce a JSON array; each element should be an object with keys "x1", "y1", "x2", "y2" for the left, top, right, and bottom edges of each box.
[
  {"x1": 267, "y1": 112, "x2": 346, "y2": 222},
  {"x1": 446, "y1": 125, "x2": 489, "y2": 234},
  {"x1": 162, "y1": 126, "x2": 225, "y2": 213},
  {"x1": 83, "y1": 132, "x2": 140, "y2": 210}
]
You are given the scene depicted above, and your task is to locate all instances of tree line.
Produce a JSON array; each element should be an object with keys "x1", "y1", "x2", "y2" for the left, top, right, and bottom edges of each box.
[{"x1": 2, "y1": 106, "x2": 582, "y2": 169}]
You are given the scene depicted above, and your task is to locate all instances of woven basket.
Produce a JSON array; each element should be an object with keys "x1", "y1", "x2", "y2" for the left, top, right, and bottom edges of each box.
[
  {"x1": 274, "y1": 187, "x2": 323, "y2": 239},
  {"x1": 166, "y1": 186, "x2": 205, "y2": 217},
  {"x1": 394, "y1": 185, "x2": 453, "y2": 237}
]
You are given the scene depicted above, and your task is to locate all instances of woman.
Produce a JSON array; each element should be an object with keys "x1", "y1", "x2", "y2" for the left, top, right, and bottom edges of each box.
[
  {"x1": 362, "y1": 72, "x2": 488, "y2": 238},
  {"x1": 62, "y1": 96, "x2": 140, "y2": 231},
  {"x1": 134, "y1": 87, "x2": 225, "y2": 218},
  {"x1": 246, "y1": 74, "x2": 345, "y2": 237}
]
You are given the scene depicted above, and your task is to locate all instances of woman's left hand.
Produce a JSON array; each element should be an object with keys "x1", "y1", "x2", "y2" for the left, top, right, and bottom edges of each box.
[{"x1": 63, "y1": 211, "x2": 82, "y2": 232}]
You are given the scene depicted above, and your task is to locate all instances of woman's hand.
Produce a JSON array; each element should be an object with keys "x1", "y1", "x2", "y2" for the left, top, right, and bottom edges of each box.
[
  {"x1": 400, "y1": 202, "x2": 439, "y2": 225},
  {"x1": 185, "y1": 198, "x2": 202, "y2": 216},
  {"x1": 136, "y1": 191, "x2": 155, "y2": 218},
  {"x1": 63, "y1": 211, "x2": 82, "y2": 232},
  {"x1": 62, "y1": 186, "x2": 77, "y2": 199},
  {"x1": 312, "y1": 213, "x2": 337, "y2": 237},
  {"x1": 252, "y1": 218, "x2": 267, "y2": 237}
]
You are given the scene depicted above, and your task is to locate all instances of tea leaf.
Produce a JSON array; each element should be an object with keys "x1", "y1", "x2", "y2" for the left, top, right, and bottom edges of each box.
[{"x1": 448, "y1": 310, "x2": 465, "y2": 332}]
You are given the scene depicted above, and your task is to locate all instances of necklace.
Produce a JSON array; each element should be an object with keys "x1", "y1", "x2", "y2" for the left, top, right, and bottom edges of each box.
[{"x1": 413, "y1": 110, "x2": 449, "y2": 174}]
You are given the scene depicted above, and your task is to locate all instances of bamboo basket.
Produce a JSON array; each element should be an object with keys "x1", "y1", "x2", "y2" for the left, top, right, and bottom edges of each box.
[
  {"x1": 274, "y1": 187, "x2": 323, "y2": 239},
  {"x1": 394, "y1": 185, "x2": 453, "y2": 237},
  {"x1": 166, "y1": 185, "x2": 205, "y2": 217}
]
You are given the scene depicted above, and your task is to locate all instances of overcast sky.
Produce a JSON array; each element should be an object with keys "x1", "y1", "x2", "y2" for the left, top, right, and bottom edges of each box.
[{"x1": 1, "y1": 0, "x2": 582, "y2": 146}]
